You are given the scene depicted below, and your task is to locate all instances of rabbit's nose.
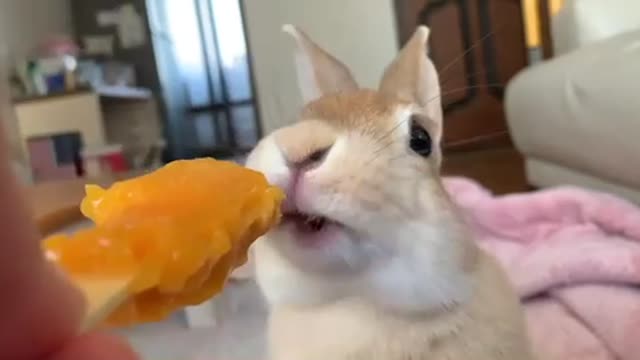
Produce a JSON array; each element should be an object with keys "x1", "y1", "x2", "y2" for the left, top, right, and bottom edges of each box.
[{"x1": 278, "y1": 144, "x2": 332, "y2": 214}]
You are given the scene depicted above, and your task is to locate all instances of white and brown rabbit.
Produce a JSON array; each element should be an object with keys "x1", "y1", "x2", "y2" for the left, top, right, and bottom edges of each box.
[{"x1": 245, "y1": 25, "x2": 533, "y2": 360}]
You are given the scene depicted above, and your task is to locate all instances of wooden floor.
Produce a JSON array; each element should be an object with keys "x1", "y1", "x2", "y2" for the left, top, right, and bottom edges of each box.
[{"x1": 442, "y1": 147, "x2": 527, "y2": 195}]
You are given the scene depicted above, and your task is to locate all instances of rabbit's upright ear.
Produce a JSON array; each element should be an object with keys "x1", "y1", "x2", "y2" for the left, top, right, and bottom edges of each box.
[
  {"x1": 283, "y1": 24, "x2": 358, "y2": 104},
  {"x1": 379, "y1": 26, "x2": 443, "y2": 127}
]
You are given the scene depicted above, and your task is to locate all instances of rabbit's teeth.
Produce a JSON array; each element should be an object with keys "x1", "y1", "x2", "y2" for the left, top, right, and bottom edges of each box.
[
  {"x1": 283, "y1": 212, "x2": 330, "y2": 233},
  {"x1": 306, "y1": 216, "x2": 326, "y2": 231}
]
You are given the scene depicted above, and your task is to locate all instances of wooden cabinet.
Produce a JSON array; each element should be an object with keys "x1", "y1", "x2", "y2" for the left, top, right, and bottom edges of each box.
[
  {"x1": 14, "y1": 89, "x2": 164, "y2": 181},
  {"x1": 14, "y1": 92, "x2": 107, "y2": 162},
  {"x1": 395, "y1": 0, "x2": 528, "y2": 150}
]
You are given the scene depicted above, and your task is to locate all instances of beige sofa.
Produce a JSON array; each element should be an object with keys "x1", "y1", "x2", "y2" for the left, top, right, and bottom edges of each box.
[{"x1": 506, "y1": 0, "x2": 640, "y2": 203}]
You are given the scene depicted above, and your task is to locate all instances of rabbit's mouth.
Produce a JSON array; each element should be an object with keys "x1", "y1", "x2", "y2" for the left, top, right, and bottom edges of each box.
[
  {"x1": 283, "y1": 212, "x2": 333, "y2": 233},
  {"x1": 277, "y1": 209, "x2": 370, "y2": 273},
  {"x1": 280, "y1": 210, "x2": 346, "y2": 244}
]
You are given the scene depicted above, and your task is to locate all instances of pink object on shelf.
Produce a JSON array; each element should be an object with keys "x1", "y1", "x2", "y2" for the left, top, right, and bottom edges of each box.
[
  {"x1": 443, "y1": 177, "x2": 640, "y2": 360},
  {"x1": 28, "y1": 137, "x2": 55, "y2": 170},
  {"x1": 38, "y1": 35, "x2": 79, "y2": 57},
  {"x1": 27, "y1": 137, "x2": 78, "y2": 182},
  {"x1": 104, "y1": 152, "x2": 128, "y2": 172},
  {"x1": 81, "y1": 145, "x2": 128, "y2": 177}
]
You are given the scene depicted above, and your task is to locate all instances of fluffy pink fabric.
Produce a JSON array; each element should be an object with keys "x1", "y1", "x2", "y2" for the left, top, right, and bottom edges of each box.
[{"x1": 443, "y1": 177, "x2": 640, "y2": 360}]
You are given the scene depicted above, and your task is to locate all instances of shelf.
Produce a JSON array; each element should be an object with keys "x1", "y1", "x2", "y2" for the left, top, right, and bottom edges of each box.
[
  {"x1": 13, "y1": 86, "x2": 153, "y2": 104},
  {"x1": 96, "y1": 86, "x2": 153, "y2": 100}
]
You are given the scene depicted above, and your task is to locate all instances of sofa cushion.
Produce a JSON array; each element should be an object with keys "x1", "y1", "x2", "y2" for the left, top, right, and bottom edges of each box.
[{"x1": 506, "y1": 29, "x2": 640, "y2": 190}]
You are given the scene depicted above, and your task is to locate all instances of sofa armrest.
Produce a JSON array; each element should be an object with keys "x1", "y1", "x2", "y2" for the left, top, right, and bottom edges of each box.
[{"x1": 506, "y1": 28, "x2": 640, "y2": 191}]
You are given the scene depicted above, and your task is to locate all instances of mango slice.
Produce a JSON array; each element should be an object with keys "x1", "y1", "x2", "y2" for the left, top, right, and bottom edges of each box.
[{"x1": 43, "y1": 158, "x2": 283, "y2": 326}]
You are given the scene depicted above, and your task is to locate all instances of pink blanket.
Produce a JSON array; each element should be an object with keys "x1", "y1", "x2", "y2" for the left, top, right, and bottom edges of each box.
[{"x1": 444, "y1": 177, "x2": 640, "y2": 360}]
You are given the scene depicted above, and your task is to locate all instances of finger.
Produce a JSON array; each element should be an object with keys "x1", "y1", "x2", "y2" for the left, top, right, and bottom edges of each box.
[
  {"x1": 0, "y1": 127, "x2": 86, "y2": 359},
  {"x1": 48, "y1": 332, "x2": 139, "y2": 360}
]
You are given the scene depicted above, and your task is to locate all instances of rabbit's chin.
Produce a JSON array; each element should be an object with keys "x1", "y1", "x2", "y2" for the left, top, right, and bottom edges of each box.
[{"x1": 255, "y1": 218, "x2": 475, "y2": 312}]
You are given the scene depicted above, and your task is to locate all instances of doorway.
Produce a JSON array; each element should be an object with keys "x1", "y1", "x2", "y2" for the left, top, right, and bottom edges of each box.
[{"x1": 395, "y1": 0, "x2": 528, "y2": 150}]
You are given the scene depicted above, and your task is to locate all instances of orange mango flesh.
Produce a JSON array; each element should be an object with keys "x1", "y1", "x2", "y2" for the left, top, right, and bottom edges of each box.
[{"x1": 43, "y1": 158, "x2": 283, "y2": 326}]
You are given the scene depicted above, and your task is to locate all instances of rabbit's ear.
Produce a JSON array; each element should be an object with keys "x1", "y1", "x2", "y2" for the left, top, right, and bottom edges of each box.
[
  {"x1": 283, "y1": 24, "x2": 358, "y2": 104},
  {"x1": 379, "y1": 26, "x2": 442, "y2": 126}
]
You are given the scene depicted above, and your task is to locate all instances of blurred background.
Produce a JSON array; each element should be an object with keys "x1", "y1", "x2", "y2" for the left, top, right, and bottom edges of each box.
[
  {"x1": 0, "y1": 0, "x2": 537, "y2": 184},
  {"x1": 2, "y1": 0, "x2": 639, "y2": 359},
  {"x1": 2, "y1": 0, "x2": 639, "y2": 187}
]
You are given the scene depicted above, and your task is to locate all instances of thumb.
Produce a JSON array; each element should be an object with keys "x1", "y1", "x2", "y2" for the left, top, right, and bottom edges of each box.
[{"x1": 48, "y1": 332, "x2": 140, "y2": 360}]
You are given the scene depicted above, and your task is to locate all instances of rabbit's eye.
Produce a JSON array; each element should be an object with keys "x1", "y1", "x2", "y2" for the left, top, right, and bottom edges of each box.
[{"x1": 409, "y1": 118, "x2": 432, "y2": 157}]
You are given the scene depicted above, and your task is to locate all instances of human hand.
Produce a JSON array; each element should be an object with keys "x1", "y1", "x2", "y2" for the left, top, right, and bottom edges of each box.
[{"x1": 0, "y1": 131, "x2": 139, "y2": 360}]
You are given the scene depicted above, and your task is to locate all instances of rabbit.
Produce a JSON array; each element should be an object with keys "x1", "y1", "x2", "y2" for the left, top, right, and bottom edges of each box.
[{"x1": 245, "y1": 24, "x2": 534, "y2": 360}]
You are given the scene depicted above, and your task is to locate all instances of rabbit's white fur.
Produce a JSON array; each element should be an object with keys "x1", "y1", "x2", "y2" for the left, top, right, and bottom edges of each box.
[{"x1": 246, "y1": 25, "x2": 533, "y2": 360}]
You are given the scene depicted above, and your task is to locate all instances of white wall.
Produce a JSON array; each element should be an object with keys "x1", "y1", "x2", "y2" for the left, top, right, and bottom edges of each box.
[
  {"x1": 0, "y1": 0, "x2": 74, "y2": 59},
  {"x1": 243, "y1": 0, "x2": 399, "y2": 134}
]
